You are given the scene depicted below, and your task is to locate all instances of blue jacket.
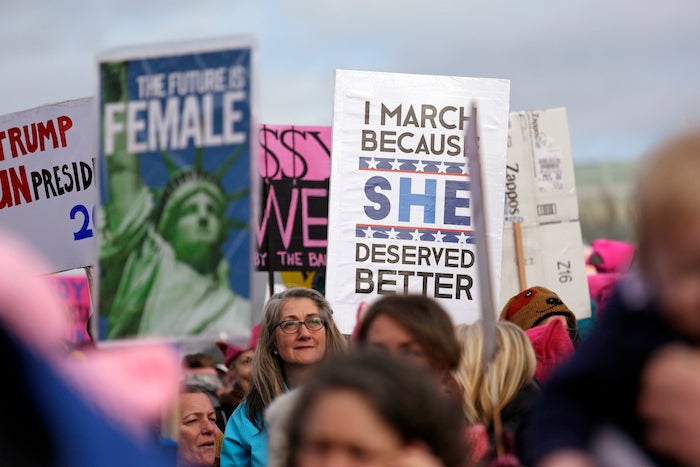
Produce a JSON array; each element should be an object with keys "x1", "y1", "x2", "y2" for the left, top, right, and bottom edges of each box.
[{"x1": 220, "y1": 400, "x2": 268, "y2": 467}]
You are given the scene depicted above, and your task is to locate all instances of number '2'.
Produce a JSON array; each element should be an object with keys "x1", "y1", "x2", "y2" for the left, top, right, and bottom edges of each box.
[{"x1": 70, "y1": 204, "x2": 94, "y2": 240}]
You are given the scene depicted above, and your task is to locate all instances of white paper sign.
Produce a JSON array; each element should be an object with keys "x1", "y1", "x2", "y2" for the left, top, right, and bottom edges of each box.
[
  {"x1": 326, "y1": 70, "x2": 510, "y2": 333},
  {"x1": 0, "y1": 97, "x2": 97, "y2": 274}
]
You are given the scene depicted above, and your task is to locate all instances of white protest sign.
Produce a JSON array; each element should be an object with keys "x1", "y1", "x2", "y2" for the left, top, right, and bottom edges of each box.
[
  {"x1": 0, "y1": 97, "x2": 97, "y2": 274},
  {"x1": 326, "y1": 70, "x2": 510, "y2": 333},
  {"x1": 500, "y1": 107, "x2": 591, "y2": 319}
]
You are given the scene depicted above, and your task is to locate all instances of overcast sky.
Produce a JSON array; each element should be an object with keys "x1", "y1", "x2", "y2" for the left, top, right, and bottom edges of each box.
[{"x1": 2, "y1": 0, "x2": 699, "y2": 163}]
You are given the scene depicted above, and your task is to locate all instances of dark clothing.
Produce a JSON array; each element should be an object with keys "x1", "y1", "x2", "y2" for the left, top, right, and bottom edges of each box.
[
  {"x1": 501, "y1": 381, "x2": 540, "y2": 466},
  {"x1": 0, "y1": 325, "x2": 173, "y2": 467},
  {"x1": 220, "y1": 383, "x2": 246, "y2": 419},
  {"x1": 527, "y1": 275, "x2": 690, "y2": 466}
]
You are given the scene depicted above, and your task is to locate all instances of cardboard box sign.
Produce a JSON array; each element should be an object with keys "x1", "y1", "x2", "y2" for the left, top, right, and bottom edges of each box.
[{"x1": 500, "y1": 107, "x2": 591, "y2": 320}]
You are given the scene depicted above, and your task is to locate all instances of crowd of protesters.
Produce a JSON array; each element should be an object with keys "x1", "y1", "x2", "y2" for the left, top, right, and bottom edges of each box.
[{"x1": 5, "y1": 126, "x2": 700, "y2": 467}]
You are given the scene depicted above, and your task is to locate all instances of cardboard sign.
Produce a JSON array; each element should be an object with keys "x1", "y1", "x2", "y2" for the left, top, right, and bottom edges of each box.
[
  {"x1": 257, "y1": 125, "x2": 330, "y2": 271},
  {"x1": 97, "y1": 37, "x2": 257, "y2": 341},
  {"x1": 500, "y1": 108, "x2": 591, "y2": 319},
  {"x1": 0, "y1": 97, "x2": 97, "y2": 274},
  {"x1": 326, "y1": 70, "x2": 510, "y2": 333}
]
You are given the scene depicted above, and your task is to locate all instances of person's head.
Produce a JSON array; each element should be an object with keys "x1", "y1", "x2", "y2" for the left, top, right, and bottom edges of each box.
[
  {"x1": 499, "y1": 286, "x2": 578, "y2": 341},
  {"x1": 355, "y1": 294, "x2": 460, "y2": 377},
  {"x1": 635, "y1": 128, "x2": 700, "y2": 340},
  {"x1": 246, "y1": 287, "x2": 347, "y2": 427},
  {"x1": 177, "y1": 387, "x2": 219, "y2": 467},
  {"x1": 452, "y1": 321, "x2": 537, "y2": 427},
  {"x1": 182, "y1": 353, "x2": 217, "y2": 369},
  {"x1": 217, "y1": 324, "x2": 260, "y2": 392},
  {"x1": 181, "y1": 353, "x2": 222, "y2": 394},
  {"x1": 285, "y1": 351, "x2": 467, "y2": 467},
  {"x1": 257, "y1": 287, "x2": 346, "y2": 375},
  {"x1": 226, "y1": 349, "x2": 254, "y2": 392}
]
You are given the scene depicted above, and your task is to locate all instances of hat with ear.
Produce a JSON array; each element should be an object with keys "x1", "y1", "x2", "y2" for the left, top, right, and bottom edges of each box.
[
  {"x1": 525, "y1": 319, "x2": 575, "y2": 382},
  {"x1": 216, "y1": 323, "x2": 262, "y2": 368},
  {"x1": 500, "y1": 286, "x2": 577, "y2": 333},
  {"x1": 587, "y1": 239, "x2": 635, "y2": 274},
  {"x1": 216, "y1": 341, "x2": 244, "y2": 368}
]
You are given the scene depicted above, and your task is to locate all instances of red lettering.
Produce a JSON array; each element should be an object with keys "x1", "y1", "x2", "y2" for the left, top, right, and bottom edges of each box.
[
  {"x1": 8, "y1": 127, "x2": 26, "y2": 157},
  {"x1": 57, "y1": 115, "x2": 72, "y2": 147},
  {"x1": 0, "y1": 166, "x2": 32, "y2": 209}
]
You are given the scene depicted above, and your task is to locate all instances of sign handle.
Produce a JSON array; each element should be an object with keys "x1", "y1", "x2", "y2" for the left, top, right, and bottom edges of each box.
[{"x1": 514, "y1": 221, "x2": 527, "y2": 290}]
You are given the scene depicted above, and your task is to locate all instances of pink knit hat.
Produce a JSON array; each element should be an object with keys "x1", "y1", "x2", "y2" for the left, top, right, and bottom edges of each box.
[
  {"x1": 217, "y1": 323, "x2": 261, "y2": 367},
  {"x1": 587, "y1": 239, "x2": 635, "y2": 274},
  {"x1": 525, "y1": 319, "x2": 575, "y2": 382}
]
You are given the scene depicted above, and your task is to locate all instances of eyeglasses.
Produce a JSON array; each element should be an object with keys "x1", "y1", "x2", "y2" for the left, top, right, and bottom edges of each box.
[{"x1": 276, "y1": 317, "x2": 326, "y2": 334}]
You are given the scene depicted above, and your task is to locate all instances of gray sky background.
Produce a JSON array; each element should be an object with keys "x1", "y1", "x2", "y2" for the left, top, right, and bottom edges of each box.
[{"x1": 2, "y1": 0, "x2": 699, "y2": 164}]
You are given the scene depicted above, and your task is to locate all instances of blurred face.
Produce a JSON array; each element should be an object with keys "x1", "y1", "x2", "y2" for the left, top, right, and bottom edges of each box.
[
  {"x1": 178, "y1": 392, "x2": 218, "y2": 467},
  {"x1": 295, "y1": 388, "x2": 402, "y2": 467},
  {"x1": 274, "y1": 297, "x2": 327, "y2": 368},
  {"x1": 649, "y1": 220, "x2": 700, "y2": 340},
  {"x1": 229, "y1": 349, "x2": 254, "y2": 392},
  {"x1": 365, "y1": 314, "x2": 432, "y2": 371}
]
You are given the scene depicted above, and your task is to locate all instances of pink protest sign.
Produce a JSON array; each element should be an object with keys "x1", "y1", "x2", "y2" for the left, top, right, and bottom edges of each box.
[
  {"x1": 257, "y1": 125, "x2": 331, "y2": 271},
  {"x1": 48, "y1": 274, "x2": 92, "y2": 345}
]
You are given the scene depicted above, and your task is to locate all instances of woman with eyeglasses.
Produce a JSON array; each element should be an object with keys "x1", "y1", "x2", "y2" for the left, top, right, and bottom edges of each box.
[{"x1": 220, "y1": 287, "x2": 347, "y2": 467}]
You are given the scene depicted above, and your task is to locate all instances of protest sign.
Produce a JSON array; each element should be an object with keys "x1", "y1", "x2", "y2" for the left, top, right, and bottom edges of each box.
[
  {"x1": 48, "y1": 270, "x2": 92, "y2": 345},
  {"x1": 500, "y1": 107, "x2": 591, "y2": 319},
  {"x1": 0, "y1": 97, "x2": 97, "y2": 274},
  {"x1": 257, "y1": 124, "x2": 330, "y2": 271},
  {"x1": 97, "y1": 37, "x2": 257, "y2": 341},
  {"x1": 326, "y1": 70, "x2": 510, "y2": 333}
]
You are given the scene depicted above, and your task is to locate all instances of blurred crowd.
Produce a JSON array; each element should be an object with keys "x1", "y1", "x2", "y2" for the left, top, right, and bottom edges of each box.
[{"x1": 5, "y1": 126, "x2": 700, "y2": 467}]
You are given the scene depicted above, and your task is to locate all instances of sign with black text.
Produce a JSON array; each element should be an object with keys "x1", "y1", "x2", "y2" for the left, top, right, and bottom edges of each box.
[{"x1": 326, "y1": 70, "x2": 510, "y2": 333}]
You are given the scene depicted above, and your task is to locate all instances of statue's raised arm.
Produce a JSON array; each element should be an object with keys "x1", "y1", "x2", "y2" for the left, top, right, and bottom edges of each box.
[{"x1": 100, "y1": 60, "x2": 145, "y2": 232}]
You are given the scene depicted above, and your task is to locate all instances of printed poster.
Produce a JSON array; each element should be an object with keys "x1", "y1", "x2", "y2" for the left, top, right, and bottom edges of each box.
[
  {"x1": 97, "y1": 37, "x2": 257, "y2": 341},
  {"x1": 257, "y1": 125, "x2": 330, "y2": 271},
  {"x1": 326, "y1": 70, "x2": 510, "y2": 333},
  {"x1": 48, "y1": 271, "x2": 93, "y2": 345},
  {"x1": 0, "y1": 97, "x2": 97, "y2": 274},
  {"x1": 500, "y1": 107, "x2": 591, "y2": 319}
]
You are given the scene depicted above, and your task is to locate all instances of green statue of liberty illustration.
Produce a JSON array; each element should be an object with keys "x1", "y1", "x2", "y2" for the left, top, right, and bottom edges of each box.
[{"x1": 98, "y1": 61, "x2": 250, "y2": 340}]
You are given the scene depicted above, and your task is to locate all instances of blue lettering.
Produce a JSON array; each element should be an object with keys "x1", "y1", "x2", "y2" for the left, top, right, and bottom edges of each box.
[
  {"x1": 444, "y1": 180, "x2": 471, "y2": 226},
  {"x1": 364, "y1": 176, "x2": 391, "y2": 220},
  {"x1": 399, "y1": 177, "x2": 436, "y2": 223}
]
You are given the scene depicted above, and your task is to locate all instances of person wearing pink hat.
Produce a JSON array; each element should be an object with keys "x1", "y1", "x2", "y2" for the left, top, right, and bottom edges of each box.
[{"x1": 217, "y1": 325, "x2": 260, "y2": 417}]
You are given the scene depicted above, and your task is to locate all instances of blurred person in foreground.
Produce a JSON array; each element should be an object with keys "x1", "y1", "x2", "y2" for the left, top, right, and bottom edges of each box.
[
  {"x1": 284, "y1": 350, "x2": 469, "y2": 467},
  {"x1": 0, "y1": 227, "x2": 180, "y2": 466},
  {"x1": 220, "y1": 287, "x2": 347, "y2": 467},
  {"x1": 530, "y1": 127, "x2": 700, "y2": 467}
]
